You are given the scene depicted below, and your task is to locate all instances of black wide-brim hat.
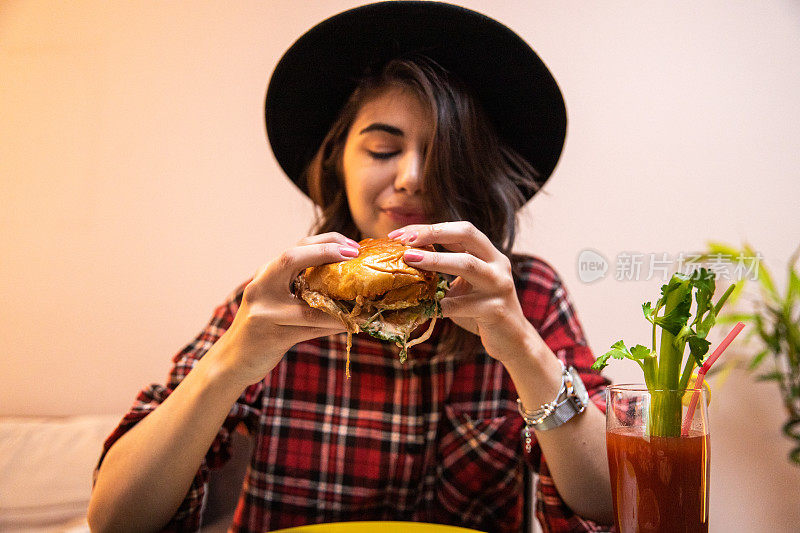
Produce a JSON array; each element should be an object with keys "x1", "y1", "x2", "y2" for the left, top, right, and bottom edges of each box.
[{"x1": 265, "y1": 1, "x2": 567, "y2": 201}]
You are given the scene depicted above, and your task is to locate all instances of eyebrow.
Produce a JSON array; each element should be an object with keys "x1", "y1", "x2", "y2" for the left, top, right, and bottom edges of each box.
[{"x1": 358, "y1": 123, "x2": 404, "y2": 137}]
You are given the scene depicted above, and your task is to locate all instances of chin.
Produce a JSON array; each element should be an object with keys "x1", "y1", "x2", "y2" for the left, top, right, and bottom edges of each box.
[{"x1": 356, "y1": 219, "x2": 391, "y2": 239}]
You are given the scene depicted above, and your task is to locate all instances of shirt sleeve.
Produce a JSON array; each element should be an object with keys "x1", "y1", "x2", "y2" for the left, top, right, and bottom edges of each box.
[
  {"x1": 93, "y1": 281, "x2": 262, "y2": 532},
  {"x1": 513, "y1": 257, "x2": 613, "y2": 532}
]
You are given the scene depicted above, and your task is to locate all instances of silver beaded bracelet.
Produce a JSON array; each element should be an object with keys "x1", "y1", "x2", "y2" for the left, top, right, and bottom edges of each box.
[
  {"x1": 516, "y1": 360, "x2": 567, "y2": 425},
  {"x1": 517, "y1": 359, "x2": 588, "y2": 452}
]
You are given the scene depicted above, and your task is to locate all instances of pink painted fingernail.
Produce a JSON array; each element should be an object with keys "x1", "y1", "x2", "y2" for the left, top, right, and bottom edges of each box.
[
  {"x1": 388, "y1": 229, "x2": 404, "y2": 239},
  {"x1": 339, "y1": 246, "x2": 359, "y2": 258},
  {"x1": 345, "y1": 238, "x2": 360, "y2": 248},
  {"x1": 404, "y1": 250, "x2": 424, "y2": 262}
]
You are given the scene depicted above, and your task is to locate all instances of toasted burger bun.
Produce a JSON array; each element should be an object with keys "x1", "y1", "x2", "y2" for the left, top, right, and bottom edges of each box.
[{"x1": 301, "y1": 238, "x2": 437, "y2": 303}]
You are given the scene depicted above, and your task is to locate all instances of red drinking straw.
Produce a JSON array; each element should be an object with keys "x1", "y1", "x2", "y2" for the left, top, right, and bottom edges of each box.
[{"x1": 681, "y1": 322, "x2": 746, "y2": 436}]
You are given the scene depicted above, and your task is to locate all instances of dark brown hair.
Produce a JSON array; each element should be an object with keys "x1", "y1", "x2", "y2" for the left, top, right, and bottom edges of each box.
[{"x1": 304, "y1": 57, "x2": 541, "y2": 355}]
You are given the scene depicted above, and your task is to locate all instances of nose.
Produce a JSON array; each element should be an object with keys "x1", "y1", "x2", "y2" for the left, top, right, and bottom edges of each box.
[{"x1": 393, "y1": 151, "x2": 424, "y2": 195}]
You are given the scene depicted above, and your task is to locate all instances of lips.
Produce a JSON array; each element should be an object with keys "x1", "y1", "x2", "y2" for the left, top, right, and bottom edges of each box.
[{"x1": 381, "y1": 206, "x2": 429, "y2": 225}]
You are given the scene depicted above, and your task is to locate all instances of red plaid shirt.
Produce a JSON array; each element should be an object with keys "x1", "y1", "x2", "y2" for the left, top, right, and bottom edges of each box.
[{"x1": 97, "y1": 256, "x2": 611, "y2": 532}]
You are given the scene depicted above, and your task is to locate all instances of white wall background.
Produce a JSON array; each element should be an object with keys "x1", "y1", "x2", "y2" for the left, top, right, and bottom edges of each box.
[{"x1": 2, "y1": 1, "x2": 799, "y2": 531}]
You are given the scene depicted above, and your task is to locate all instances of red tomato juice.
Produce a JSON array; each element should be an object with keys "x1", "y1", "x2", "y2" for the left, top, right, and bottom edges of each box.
[{"x1": 607, "y1": 427, "x2": 710, "y2": 533}]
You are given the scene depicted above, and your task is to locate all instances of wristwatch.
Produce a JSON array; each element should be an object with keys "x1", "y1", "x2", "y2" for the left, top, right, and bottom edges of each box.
[{"x1": 517, "y1": 361, "x2": 589, "y2": 439}]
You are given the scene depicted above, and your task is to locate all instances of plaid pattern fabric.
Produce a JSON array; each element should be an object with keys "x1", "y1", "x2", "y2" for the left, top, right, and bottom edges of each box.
[{"x1": 96, "y1": 256, "x2": 611, "y2": 532}]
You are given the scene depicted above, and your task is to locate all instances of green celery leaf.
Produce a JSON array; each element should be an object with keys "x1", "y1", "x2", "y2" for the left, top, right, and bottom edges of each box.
[
  {"x1": 630, "y1": 344, "x2": 655, "y2": 360},
  {"x1": 691, "y1": 268, "x2": 716, "y2": 294},
  {"x1": 657, "y1": 273, "x2": 689, "y2": 308},
  {"x1": 590, "y1": 356, "x2": 609, "y2": 371},
  {"x1": 642, "y1": 302, "x2": 655, "y2": 323},
  {"x1": 591, "y1": 340, "x2": 632, "y2": 370},
  {"x1": 692, "y1": 269, "x2": 716, "y2": 331},
  {"x1": 654, "y1": 284, "x2": 692, "y2": 336},
  {"x1": 697, "y1": 311, "x2": 716, "y2": 339},
  {"x1": 687, "y1": 336, "x2": 711, "y2": 365}
]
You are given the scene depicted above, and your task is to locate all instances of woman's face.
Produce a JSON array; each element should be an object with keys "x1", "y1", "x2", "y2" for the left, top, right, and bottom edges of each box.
[{"x1": 341, "y1": 86, "x2": 433, "y2": 239}]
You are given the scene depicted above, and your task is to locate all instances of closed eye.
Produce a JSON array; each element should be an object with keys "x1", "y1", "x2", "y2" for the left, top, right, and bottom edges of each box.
[{"x1": 367, "y1": 150, "x2": 401, "y2": 160}]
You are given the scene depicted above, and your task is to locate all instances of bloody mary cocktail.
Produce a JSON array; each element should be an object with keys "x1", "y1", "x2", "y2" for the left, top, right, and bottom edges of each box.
[
  {"x1": 605, "y1": 385, "x2": 711, "y2": 533},
  {"x1": 607, "y1": 426, "x2": 710, "y2": 533}
]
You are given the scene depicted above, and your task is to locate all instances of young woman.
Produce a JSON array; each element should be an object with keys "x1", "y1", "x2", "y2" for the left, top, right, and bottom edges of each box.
[{"x1": 89, "y1": 3, "x2": 613, "y2": 532}]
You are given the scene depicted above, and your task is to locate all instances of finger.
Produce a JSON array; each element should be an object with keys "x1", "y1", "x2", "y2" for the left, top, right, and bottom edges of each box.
[
  {"x1": 388, "y1": 228, "x2": 468, "y2": 253},
  {"x1": 267, "y1": 242, "x2": 360, "y2": 291},
  {"x1": 439, "y1": 293, "x2": 491, "y2": 319},
  {"x1": 402, "y1": 249, "x2": 495, "y2": 289},
  {"x1": 447, "y1": 316, "x2": 480, "y2": 336},
  {"x1": 281, "y1": 325, "x2": 348, "y2": 347},
  {"x1": 390, "y1": 221, "x2": 497, "y2": 262},
  {"x1": 292, "y1": 325, "x2": 347, "y2": 337},
  {"x1": 445, "y1": 277, "x2": 472, "y2": 299},
  {"x1": 297, "y1": 232, "x2": 360, "y2": 249},
  {"x1": 277, "y1": 301, "x2": 347, "y2": 329}
]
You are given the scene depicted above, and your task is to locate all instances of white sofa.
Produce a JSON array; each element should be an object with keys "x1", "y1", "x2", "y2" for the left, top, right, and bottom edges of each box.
[
  {"x1": 0, "y1": 414, "x2": 252, "y2": 532},
  {"x1": 0, "y1": 414, "x2": 121, "y2": 532}
]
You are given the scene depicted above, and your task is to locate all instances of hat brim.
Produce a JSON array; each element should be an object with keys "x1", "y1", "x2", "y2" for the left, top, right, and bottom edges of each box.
[{"x1": 265, "y1": 1, "x2": 567, "y2": 201}]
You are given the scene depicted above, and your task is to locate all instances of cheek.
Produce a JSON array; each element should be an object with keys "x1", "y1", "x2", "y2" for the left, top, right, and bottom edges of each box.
[
  {"x1": 343, "y1": 157, "x2": 392, "y2": 216},
  {"x1": 346, "y1": 173, "x2": 383, "y2": 225}
]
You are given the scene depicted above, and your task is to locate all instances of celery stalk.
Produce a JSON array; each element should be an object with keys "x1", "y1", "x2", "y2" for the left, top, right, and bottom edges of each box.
[{"x1": 593, "y1": 269, "x2": 735, "y2": 437}]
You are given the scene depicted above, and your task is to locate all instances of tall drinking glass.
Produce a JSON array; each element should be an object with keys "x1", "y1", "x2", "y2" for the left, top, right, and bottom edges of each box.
[{"x1": 606, "y1": 385, "x2": 710, "y2": 533}]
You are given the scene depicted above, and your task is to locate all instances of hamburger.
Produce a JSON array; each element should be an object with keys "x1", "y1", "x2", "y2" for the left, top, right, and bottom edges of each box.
[{"x1": 292, "y1": 237, "x2": 448, "y2": 376}]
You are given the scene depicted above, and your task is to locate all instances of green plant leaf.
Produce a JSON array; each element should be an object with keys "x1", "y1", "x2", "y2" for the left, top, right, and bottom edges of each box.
[
  {"x1": 743, "y1": 244, "x2": 778, "y2": 298},
  {"x1": 787, "y1": 261, "x2": 800, "y2": 307},
  {"x1": 716, "y1": 313, "x2": 759, "y2": 324},
  {"x1": 703, "y1": 242, "x2": 748, "y2": 305},
  {"x1": 703, "y1": 241, "x2": 800, "y2": 458},
  {"x1": 756, "y1": 370, "x2": 783, "y2": 382},
  {"x1": 706, "y1": 242, "x2": 740, "y2": 259},
  {"x1": 761, "y1": 320, "x2": 782, "y2": 354},
  {"x1": 748, "y1": 349, "x2": 771, "y2": 371}
]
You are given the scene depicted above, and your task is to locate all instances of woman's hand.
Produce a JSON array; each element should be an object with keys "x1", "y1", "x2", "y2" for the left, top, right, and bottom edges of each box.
[
  {"x1": 211, "y1": 233, "x2": 358, "y2": 387},
  {"x1": 389, "y1": 222, "x2": 544, "y2": 364}
]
